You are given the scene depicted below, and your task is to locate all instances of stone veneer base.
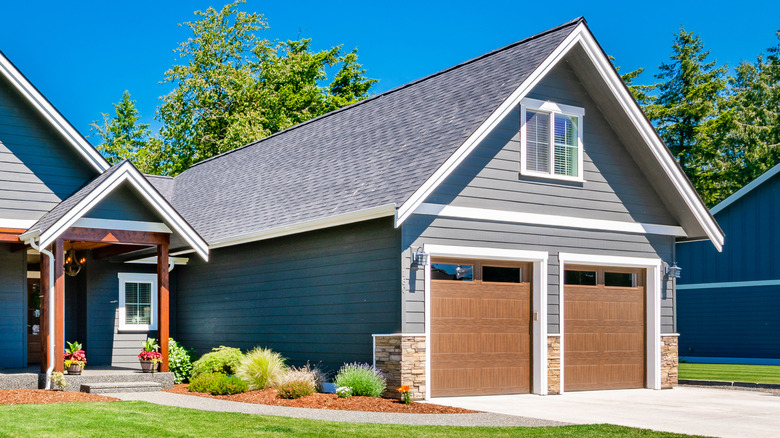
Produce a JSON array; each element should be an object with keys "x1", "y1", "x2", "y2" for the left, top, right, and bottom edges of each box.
[
  {"x1": 661, "y1": 335, "x2": 679, "y2": 389},
  {"x1": 374, "y1": 335, "x2": 426, "y2": 400}
]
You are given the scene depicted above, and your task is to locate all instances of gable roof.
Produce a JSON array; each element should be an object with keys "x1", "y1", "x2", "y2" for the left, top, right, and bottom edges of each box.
[
  {"x1": 710, "y1": 163, "x2": 780, "y2": 215},
  {"x1": 0, "y1": 50, "x2": 110, "y2": 173},
  {"x1": 166, "y1": 17, "x2": 723, "y2": 251},
  {"x1": 169, "y1": 18, "x2": 582, "y2": 246},
  {"x1": 20, "y1": 161, "x2": 208, "y2": 260}
]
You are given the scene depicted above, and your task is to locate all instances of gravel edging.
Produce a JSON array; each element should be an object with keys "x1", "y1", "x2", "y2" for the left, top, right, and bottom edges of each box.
[
  {"x1": 108, "y1": 391, "x2": 569, "y2": 427},
  {"x1": 679, "y1": 379, "x2": 780, "y2": 391}
]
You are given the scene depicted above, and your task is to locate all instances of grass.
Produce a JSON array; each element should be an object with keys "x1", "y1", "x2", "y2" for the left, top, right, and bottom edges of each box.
[
  {"x1": 0, "y1": 401, "x2": 696, "y2": 437},
  {"x1": 679, "y1": 362, "x2": 780, "y2": 384}
]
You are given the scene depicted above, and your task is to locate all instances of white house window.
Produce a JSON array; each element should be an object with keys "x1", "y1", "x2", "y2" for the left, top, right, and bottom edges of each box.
[
  {"x1": 118, "y1": 273, "x2": 157, "y2": 331},
  {"x1": 520, "y1": 98, "x2": 585, "y2": 181}
]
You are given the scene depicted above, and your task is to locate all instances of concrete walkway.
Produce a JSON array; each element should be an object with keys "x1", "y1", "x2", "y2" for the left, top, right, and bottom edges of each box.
[
  {"x1": 107, "y1": 391, "x2": 567, "y2": 427},
  {"x1": 429, "y1": 386, "x2": 780, "y2": 438}
]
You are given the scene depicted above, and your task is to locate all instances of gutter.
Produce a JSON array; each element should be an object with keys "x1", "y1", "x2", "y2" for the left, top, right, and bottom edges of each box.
[{"x1": 22, "y1": 230, "x2": 55, "y2": 390}]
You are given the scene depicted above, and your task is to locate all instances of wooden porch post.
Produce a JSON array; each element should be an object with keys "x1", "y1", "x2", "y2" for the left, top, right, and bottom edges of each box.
[
  {"x1": 39, "y1": 247, "x2": 50, "y2": 372},
  {"x1": 53, "y1": 239, "x2": 65, "y2": 373},
  {"x1": 157, "y1": 238, "x2": 170, "y2": 372}
]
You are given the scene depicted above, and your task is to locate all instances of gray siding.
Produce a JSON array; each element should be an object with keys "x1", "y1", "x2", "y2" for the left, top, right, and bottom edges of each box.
[
  {"x1": 175, "y1": 217, "x2": 401, "y2": 373},
  {"x1": 676, "y1": 170, "x2": 780, "y2": 359},
  {"x1": 0, "y1": 243, "x2": 25, "y2": 368},
  {"x1": 403, "y1": 56, "x2": 677, "y2": 335},
  {"x1": 83, "y1": 183, "x2": 163, "y2": 223},
  {"x1": 84, "y1": 257, "x2": 158, "y2": 369},
  {"x1": 0, "y1": 76, "x2": 96, "y2": 222}
]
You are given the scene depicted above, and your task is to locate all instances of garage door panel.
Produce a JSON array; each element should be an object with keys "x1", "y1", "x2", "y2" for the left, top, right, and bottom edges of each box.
[{"x1": 432, "y1": 333, "x2": 481, "y2": 354}]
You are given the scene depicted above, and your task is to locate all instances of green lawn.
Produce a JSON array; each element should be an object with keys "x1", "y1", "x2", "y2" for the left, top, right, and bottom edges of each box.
[
  {"x1": 0, "y1": 401, "x2": 695, "y2": 437},
  {"x1": 679, "y1": 362, "x2": 780, "y2": 384}
]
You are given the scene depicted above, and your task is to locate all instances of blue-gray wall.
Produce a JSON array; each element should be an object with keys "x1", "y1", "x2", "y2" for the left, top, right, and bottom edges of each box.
[
  {"x1": 677, "y1": 170, "x2": 780, "y2": 360},
  {"x1": 83, "y1": 183, "x2": 163, "y2": 223},
  {"x1": 0, "y1": 75, "x2": 96, "y2": 223},
  {"x1": 0, "y1": 243, "x2": 26, "y2": 368},
  {"x1": 403, "y1": 56, "x2": 677, "y2": 334},
  {"x1": 175, "y1": 217, "x2": 401, "y2": 372}
]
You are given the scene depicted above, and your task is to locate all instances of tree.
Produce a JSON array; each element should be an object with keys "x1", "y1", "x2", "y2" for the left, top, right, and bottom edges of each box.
[
  {"x1": 156, "y1": 0, "x2": 377, "y2": 175},
  {"x1": 90, "y1": 90, "x2": 162, "y2": 174},
  {"x1": 644, "y1": 28, "x2": 729, "y2": 206},
  {"x1": 611, "y1": 56, "x2": 654, "y2": 106}
]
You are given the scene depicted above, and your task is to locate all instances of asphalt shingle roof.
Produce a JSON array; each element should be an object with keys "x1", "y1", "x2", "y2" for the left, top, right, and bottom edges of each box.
[{"x1": 169, "y1": 19, "x2": 581, "y2": 244}]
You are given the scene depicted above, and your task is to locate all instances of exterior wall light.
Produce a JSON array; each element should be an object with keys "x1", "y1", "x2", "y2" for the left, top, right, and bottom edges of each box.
[
  {"x1": 413, "y1": 247, "x2": 430, "y2": 267},
  {"x1": 665, "y1": 262, "x2": 682, "y2": 279}
]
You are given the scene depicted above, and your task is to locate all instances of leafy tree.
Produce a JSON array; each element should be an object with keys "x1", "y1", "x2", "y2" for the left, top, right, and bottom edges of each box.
[
  {"x1": 644, "y1": 28, "x2": 729, "y2": 206},
  {"x1": 156, "y1": 0, "x2": 377, "y2": 175},
  {"x1": 90, "y1": 90, "x2": 162, "y2": 174}
]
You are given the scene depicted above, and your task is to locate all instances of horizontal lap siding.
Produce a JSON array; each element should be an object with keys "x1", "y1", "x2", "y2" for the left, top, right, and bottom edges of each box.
[
  {"x1": 0, "y1": 244, "x2": 25, "y2": 368},
  {"x1": 402, "y1": 56, "x2": 677, "y2": 335},
  {"x1": 175, "y1": 217, "x2": 401, "y2": 373},
  {"x1": 0, "y1": 77, "x2": 95, "y2": 222},
  {"x1": 83, "y1": 184, "x2": 162, "y2": 223}
]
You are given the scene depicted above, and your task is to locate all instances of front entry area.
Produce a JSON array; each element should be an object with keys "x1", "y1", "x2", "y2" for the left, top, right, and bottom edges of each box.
[
  {"x1": 430, "y1": 259, "x2": 532, "y2": 397},
  {"x1": 563, "y1": 265, "x2": 646, "y2": 391}
]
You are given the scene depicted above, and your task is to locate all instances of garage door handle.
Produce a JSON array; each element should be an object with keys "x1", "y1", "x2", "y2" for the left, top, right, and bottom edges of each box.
[{"x1": 533, "y1": 312, "x2": 539, "y2": 321}]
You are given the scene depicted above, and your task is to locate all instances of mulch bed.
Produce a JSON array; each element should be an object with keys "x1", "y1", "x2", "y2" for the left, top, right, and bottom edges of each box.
[
  {"x1": 165, "y1": 384, "x2": 476, "y2": 414},
  {"x1": 0, "y1": 389, "x2": 118, "y2": 405}
]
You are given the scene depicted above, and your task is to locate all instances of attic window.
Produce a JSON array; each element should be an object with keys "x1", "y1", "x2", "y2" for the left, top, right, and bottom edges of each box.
[{"x1": 520, "y1": 98, "x2": 584, "y2": 182}]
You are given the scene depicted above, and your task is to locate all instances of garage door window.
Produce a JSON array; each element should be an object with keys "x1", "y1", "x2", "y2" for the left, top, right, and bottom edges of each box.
[
  {"x1": 483, "y1": 266, "x2": 522, "y2": 283},
  {"x1": 604, "y1": 272, "x2": 635, "y2": 287},
  {"x1": 564, "y1": 270, "x2": 597, "y2": 286},
  {"x1": 431, "y1": 263, "x2": 474, "y2": 281}
]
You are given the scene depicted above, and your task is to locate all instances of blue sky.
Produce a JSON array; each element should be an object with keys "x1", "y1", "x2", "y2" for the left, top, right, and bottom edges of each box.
[{"x1": 1, "y1": 1, "x2": 779, "y2": 144}]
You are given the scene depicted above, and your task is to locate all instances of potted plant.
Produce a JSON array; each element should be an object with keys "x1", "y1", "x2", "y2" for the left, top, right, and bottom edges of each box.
[
  {"x1": 63, "y1": 341, "x2": 86, "y2": 375},
  {"x1": 138, "y1": 337, "x2": 162, "y2": 373}
]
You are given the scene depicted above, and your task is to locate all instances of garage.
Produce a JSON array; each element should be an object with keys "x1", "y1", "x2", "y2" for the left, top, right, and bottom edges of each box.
[
  {"x1": 430, "y1": 259, "x2": 532, "y2": 397},
  {"x1": 563, "y1": 265, "x2": 646, "y2": 391}
]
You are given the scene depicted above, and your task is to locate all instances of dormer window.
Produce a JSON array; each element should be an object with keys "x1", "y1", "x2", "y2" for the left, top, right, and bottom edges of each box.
[{"x1": 520, "y1": 98, "x2": 584, "y2": 182}]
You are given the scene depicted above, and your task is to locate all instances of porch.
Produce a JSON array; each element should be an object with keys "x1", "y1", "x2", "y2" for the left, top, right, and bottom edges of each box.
[{"x1": 0, "y1": 366, "x2": 174, "y2": 392}]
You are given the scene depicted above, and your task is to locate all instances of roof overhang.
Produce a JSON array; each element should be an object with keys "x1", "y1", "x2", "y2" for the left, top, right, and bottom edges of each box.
[
  {"x1": 0, "y1": 50, "x2": 110, "y2": 173},
  {"x1": 710, "y1": 163, "x2": 780, "y2": 215},
  {"x1": 20, "y1": 161, "x2": 209, "y2": 260},
  {"x1": 395, "y1": 21, "x2": 724, "y2": 251}
]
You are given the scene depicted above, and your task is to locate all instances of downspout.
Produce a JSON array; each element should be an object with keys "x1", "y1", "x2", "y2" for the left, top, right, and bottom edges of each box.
[{"x1": 26, "y1": 236, "x2": 55, "y2": 390}]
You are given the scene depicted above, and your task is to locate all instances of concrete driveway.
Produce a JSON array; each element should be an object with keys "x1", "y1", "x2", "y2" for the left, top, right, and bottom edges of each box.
[{"x1": 429, "y1": 387, "x2": 780, "y2": 437}]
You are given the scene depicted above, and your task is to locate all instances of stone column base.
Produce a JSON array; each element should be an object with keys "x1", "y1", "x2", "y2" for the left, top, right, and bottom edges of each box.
[
  {"x1": 373, "y1": 334, "x2": 426, "y2": 400},
  {"x1": 661, "y1": 334, "x2": 679, "y2": 389},
  {"x1": 547, "y1": 335, "x2": 561, "y2": 394}
]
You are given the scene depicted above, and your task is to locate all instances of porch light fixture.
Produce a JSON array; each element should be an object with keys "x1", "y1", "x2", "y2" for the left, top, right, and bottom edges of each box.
[
  {"x1": 412, "y1": 247, "x2": 430, "y2": 267},
  {"x1": 64, "y1": 244, "x2": 86, "y2": 277},
  {"x1": 665, "y1": 262, "x2": 682, "y2": 279}
]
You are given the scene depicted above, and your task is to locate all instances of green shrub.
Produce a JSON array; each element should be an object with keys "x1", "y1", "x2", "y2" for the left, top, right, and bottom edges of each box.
[
  {"x1": 283, "y1": 363, "x2": 327, "y2": 392},
  {"x1": 188, "y1": 372, "x2": 248, "y2": 395},
  {"x1": 191, "y1": 346, "x2": 244, "y2": 379},
  {"x1": 168, "y1": 338, "x2": 195, "y2": 384},
  {"x1": 277, "y1": 380, "x2": 315, "y2": 399},
  {"x1": 236, "y1": 347, "x2": 288, "y2": 390},
  {"x1": 333, "y1": 363, "x2": 386, "y2": 397}
]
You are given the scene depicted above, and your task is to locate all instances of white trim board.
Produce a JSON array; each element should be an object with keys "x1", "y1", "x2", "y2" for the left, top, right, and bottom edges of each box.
[
  {"x1": 0, "y1": 218, "x2": 36, "y2": 230},
  {"x1": 422, "y1": 244, "x2": 549, "y2": 398},
  {"x1": 73, "y1": 218, "x2": 171, "y2": 234},
  {"x1": 711, "y1": 163, "x2": 780, "y2": 215},
  {"x1": 117, "y1": 272, "x2": 158, "y2": 332},
  {"x1": 677, "y1": 279, "x2": 780, "y2": 290},
  {"x1": 21, "y1": 161, "x2": 208, "y2": 261},
  {"x1": 0, "y1": 52, "x2": 109, "y2": 173},
  {"x1": 414, "y1": 203, "x2": 687, "y2": 237},
  {"x1": 394, "y1": 22, "x2": 723, "y2": 251},
  {"x1": 557, "y1": 252, "x2": 663, "y2": 392}
]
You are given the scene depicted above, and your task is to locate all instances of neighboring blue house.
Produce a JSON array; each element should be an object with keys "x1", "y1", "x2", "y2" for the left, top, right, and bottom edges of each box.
[
  {"x1": 677, "y1": 164, "x2": 780, "y2": 365},
  {"x1": 1, "y1": 18, "x2": 725, "y2": 397}
]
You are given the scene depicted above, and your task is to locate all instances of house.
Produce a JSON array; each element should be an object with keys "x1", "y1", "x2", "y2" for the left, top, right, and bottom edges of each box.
[
  {"x1": 676, "y1": 164, "x2": 780, "y2": 365},
  {"x1": 0, "y1": 17, "x2": 723, "y2": 398}
]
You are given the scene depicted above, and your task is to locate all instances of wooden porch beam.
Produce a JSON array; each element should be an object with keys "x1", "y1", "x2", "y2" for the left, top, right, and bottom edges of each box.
[
  {"x1": 157, "y1": 238, "x2": 170, "y2": 372},
  {"x1": 60, "y1": 227, "x2": 170, "y2": 246},
  {"x1": 53, "y1": 238, "x2": 65, "y2": 373},
  {"x1": 40, "y1": 247, "x2": 50, "y2": 372},
  {"x1": 0, "y1": 228, "x2": 24, "y2": 243},
  {"x1": 92, "y1": 244, "x2": 152, "y2": 260}
]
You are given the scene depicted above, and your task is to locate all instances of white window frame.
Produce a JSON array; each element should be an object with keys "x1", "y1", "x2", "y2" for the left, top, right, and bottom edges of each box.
[
  {"x1": 520, "y1": 98, "x2": 585, "y2": 182},
  {"x1": 118, "y1": 273, "x2": 158, "y2": 332}
]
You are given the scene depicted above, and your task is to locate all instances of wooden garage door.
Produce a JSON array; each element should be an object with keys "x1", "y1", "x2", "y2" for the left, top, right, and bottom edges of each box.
[
  {"x1": 564, "y1": 266, "x2": 645, "y2": 391},
  {"x1": 431, "y1": 259, "x2": 532, "y2": 397}
]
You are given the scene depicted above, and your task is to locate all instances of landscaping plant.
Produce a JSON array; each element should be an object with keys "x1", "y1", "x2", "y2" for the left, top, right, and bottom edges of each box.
[
  {"x1": 236, "y1": 347, "x2": 288, "y2": 390},
  {"x1": 191, "y1": 346, "x2": 244, "y2": 379},
  {"x1": 277, "y1": 380, "x2": 315, "y2": 399},
  {"x1": 138, "y1": 337, "x2": 162, "y2": 366},
  {"x1": 333, "y1": 363, "x2": 386, "y2": 397},
  {"x1": 283, "y1": 363, "x2": 326, "y2": 392},
  {"x1": 189, "y1": 372, "x2": 247, "y2": 395},
  {"x1": 397, "y1": 385, "x2": 412, "y2": 404},
  {"x1": 63, "y1": 341, "x2": 86, "y2": 369},
  {"x1": 336, "y1": 386, "x2": 352, "y2": 398},
  {"x1": 168, "y1": 338, "x2": 195, "y2": 383},
  {"x1": 49, "y1": 372, "x2": 68, "y2": 391}
]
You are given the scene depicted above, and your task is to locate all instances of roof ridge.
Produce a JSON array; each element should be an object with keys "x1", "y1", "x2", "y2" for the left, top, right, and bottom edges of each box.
[{"x1": 181, "y1": 17, "x2": 585, "y2": 173}]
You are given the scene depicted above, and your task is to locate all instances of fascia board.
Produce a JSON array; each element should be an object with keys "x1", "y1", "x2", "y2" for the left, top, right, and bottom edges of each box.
[{"x1": 710, "y1": 163, "x2": 780, "y2": 215}]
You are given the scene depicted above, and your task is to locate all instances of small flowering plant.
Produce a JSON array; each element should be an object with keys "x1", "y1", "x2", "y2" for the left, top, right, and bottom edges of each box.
[
  {"x1": 397, "y1": 385, "x2": 412, "y2": 404},
  {"x1": 138, "y1": 337, "x2": 163, "y2": 365},
  {"x1": 63, "y1": 341, "x2": 86, "y2": 368},
  {"x1": 336, "y1": 386, "x2": 352, "y2": 398}
]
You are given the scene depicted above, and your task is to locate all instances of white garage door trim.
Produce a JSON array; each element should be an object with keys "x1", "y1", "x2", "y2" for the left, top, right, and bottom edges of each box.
[
  {"x1": 557, "y1": 253, "x2": 662, "y2": 392},
  {"x1": 423, "y1": 244, "x2": 549, "y2": 399}
]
